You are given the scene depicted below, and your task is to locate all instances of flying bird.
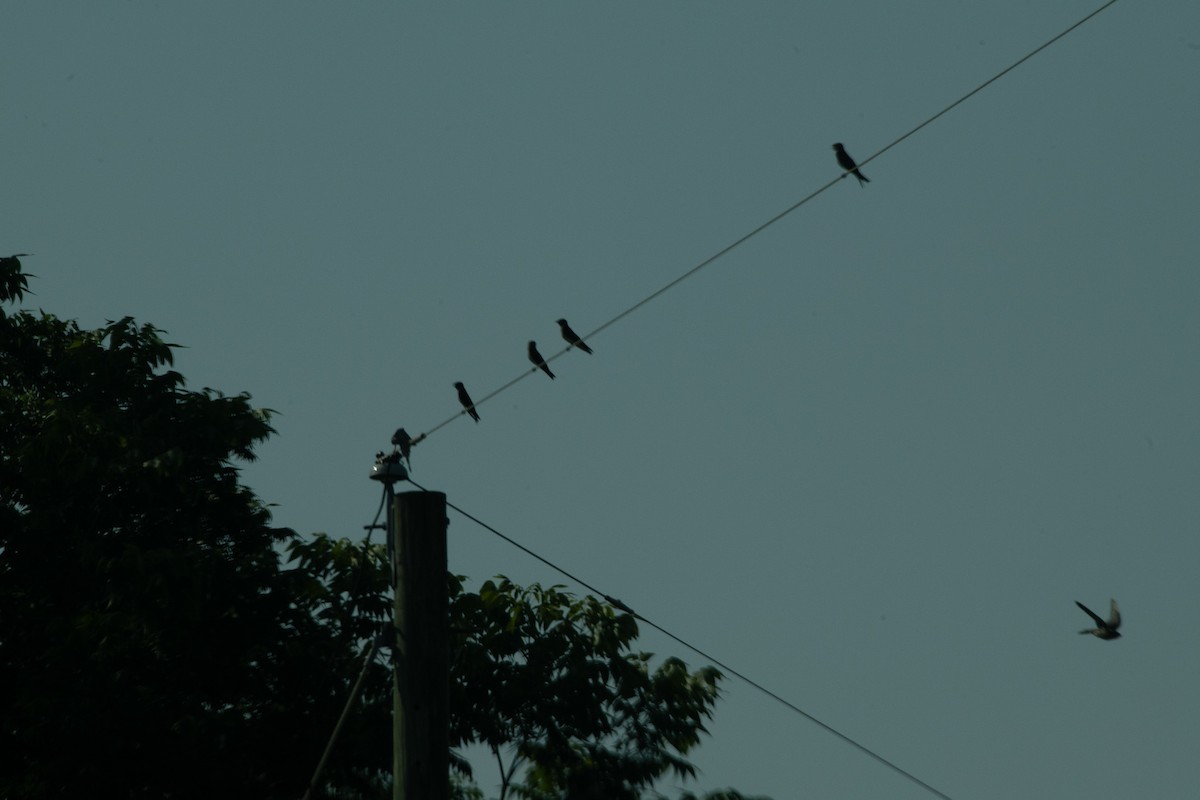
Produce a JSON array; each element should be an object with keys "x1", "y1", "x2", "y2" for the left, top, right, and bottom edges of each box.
[
  {"x1": 1076, "y1": 599, "x2": 1121, "y2": 640},
  {"x1": 391, "y1": 427, "x2": 413, "y2": 468},
  {"x1": 556, "y1": 318, "x2": 593, "y2": 354},
  {"x1": 454, "y1": 382, "x2": 480, "y2": 422},
  {"x1": 528, "y1": 341, "x2": 555, "y2": 379},
  {"x1": 832, "y1": 143, "x2": 869, "y2": 186}
]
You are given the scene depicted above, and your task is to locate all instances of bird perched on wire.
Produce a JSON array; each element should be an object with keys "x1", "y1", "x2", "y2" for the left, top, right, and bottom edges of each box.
[
  {"x1": 454, "y1": 382, "x2": 480, "y2": 422},
  {"x1": 556, "y1": 318, "x2": 593, "y2": 354},
  {"x1": 527, "y1": 341, "x2": 555, "y2": 379},
  {"x1": 391, "y1": 427, "x2": 413, "y2": 469},
  {"x1": 832, "y1": 143, "x2": 869, "y2": 186},
  {"x1": 1076, "y1": 599, "x2": 1121, "y2": 640}
]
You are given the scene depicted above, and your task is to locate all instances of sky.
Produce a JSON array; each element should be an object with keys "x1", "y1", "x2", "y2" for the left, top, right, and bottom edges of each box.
[{"x1": 5, "y1": 2, "x2": 1200, "y2": 798}]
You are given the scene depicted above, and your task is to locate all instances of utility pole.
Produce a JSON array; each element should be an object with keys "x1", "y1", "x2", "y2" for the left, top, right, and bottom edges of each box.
[{"x1": 390, "y1": 489, "x2": 449, "y2": 800}]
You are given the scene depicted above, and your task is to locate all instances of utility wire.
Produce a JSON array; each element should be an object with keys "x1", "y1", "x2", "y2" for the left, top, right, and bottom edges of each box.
[
  {"x1": 301, "y1": 634, "x2": 384, "y2": 800},
  {"x1": 854, "y1": 0, "x2": 1121, "y2": 175},
  {"x1": 410, "y1": 478, "x2": 956, "y2": 800},
  {"x1": 404, "y1": 0, "x2": 1120, "y2": 452},
  {"x1": 408, "y1": 479, "x2": 609, "y2": 600},
  {"x1": 633, "y1": 617, "x2": 955, "y2": 800}
]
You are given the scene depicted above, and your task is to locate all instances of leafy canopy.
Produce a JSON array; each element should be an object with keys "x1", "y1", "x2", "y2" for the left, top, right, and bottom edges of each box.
[
  {"x1": 0, "y1": 264, "x2": 386, "y2": 798},
  {"x1": 1, "y1": 259, "x2": 768, "y2": 800}
]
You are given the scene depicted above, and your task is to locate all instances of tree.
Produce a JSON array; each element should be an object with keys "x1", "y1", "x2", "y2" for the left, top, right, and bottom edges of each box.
[
  {"x1": 0, "y1": 263, "x2": 386, "y2": 798},
  {"x1": 449, "y1": 577, "x2": 722, "y2": 800},
  {"x1": 1, "y1": 260, "x2": 769, "y2": 799},
  {"x1": 284, "y1": 535, "x2": 774, "y2": 800}
]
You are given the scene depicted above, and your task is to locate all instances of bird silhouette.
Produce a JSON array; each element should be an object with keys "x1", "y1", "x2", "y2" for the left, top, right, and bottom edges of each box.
[
  {"x1": 454, "y1": 382, "x2": 480, "y2": 422},
  {"x1": 1076, "y1": 599, "x2": 1121, "y2": 640},
  {"x1": 832, "y1": 143, "x2": 869, "y2": 186},
  {"x1": 391, "y1": 427, "x2": 413, "y2": 468},
  {"x1": 528, "y1": 341, "x2": 555, "y2": 379},
  {"x1": 556, "y1": 318, "x2": 593, "y2": 354}
]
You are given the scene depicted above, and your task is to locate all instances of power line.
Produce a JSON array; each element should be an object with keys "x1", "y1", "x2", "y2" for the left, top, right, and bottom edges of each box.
[
  {"x1": 634, "y1": 617, "x2": 955, "y2": 800},
  {"x1": 855, "y1": 0, "x2": 1122, "y2": 175},
  {"x1": 405, "y1": 0, "x2": 1120, "y2": 451},
  {"x1": 301, "y1": 633, "x2": 384, "y2": 800},
  {"x1": 409, "y1": 478, "x2": 957, "y2": 800},
  {"x1": 408, "y1": 478, "x2": 610, "y2": 600}
]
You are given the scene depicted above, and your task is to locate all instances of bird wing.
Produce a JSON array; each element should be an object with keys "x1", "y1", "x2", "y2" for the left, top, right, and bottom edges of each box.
[
  {"x1": 1107, "y1": 599, "x2": 1121, "y2": 629},
  {"x1": 1075, "y1": 601, "x2": 1106, "y2": 627}
]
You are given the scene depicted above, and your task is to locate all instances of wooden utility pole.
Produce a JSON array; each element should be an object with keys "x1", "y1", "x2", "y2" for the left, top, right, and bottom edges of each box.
[{"x1": 391, "y1": 490, "x2": 449, "y2": 800}]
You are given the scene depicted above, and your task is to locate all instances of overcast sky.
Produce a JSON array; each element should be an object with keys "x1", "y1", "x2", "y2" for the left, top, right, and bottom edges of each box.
[{"x1": 5, "y1": 2, "x2": 1200, "y2": 798}]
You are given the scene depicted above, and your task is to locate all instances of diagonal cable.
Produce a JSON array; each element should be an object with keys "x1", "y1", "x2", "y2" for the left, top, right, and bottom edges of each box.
[
  {"x1": 300, "y1": 635, "x2": 384, "y2": 800},
  {"x1": 405, "y1": 0, "x2": 1120, "y2": 450},
  {"x1": 409, "y1": 478, "x2": 957, "y2": 800}
]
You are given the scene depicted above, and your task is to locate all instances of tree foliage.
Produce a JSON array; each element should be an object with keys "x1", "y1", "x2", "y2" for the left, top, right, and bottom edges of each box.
[
  {"x1": 284, "y1": 538, "x2": 767, "y2": 800},
  {"x1": 449, "y1": 577, "x2": 723, "y2": 800},
  {"x1": 0, "y1": 270, "x2": 386, "y2": 798},
  {"x1": 1, "y1": 261, "x2": 768, "y2": 800}
]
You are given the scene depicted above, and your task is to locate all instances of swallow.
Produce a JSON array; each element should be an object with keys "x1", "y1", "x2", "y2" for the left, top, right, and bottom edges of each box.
[
  {"x1": 832, "y1": 143, "x2": 869, "y2": 186},
  {"x1": 528, "y1": 341, "x2": 555, "y2": 379},
  {"x1": 556, "y1": 318, "x2": 593, "y2": 354},
  {"x1": 1076, "y1": 599, "x2": 1121, "y2": 640},
  {"x1": 391, "y1": 427, "x2": 413, "y2": 468},
  {"x1": 454, "y1": 381, "x2": 480, "y2": 422}
]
